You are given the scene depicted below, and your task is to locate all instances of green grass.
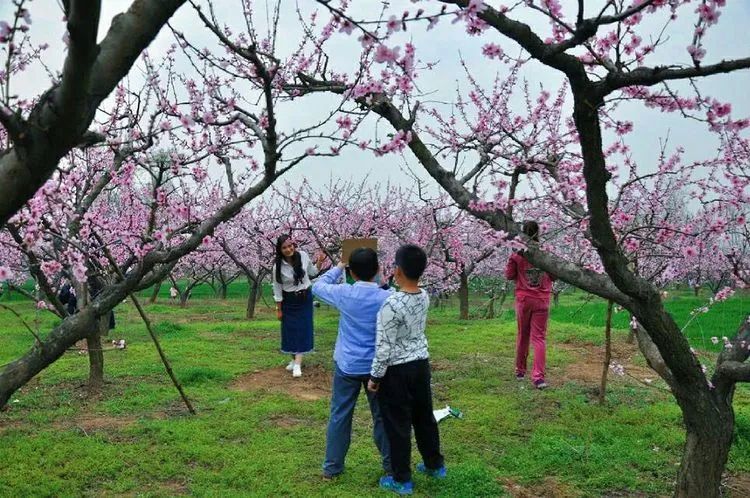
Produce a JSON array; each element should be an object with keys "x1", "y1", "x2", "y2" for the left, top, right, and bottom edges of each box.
[{"x1": 0, "y1": 290, "x2": 748, "y2": 497}]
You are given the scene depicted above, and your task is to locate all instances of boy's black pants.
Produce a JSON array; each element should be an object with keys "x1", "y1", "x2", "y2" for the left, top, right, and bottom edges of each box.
[{"x1": 377, "y1": 359, "x2": 444, "y2": 483}]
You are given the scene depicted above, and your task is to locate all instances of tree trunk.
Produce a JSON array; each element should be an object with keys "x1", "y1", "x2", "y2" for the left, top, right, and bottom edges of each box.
[
  {"x1": 598, "y1": 300, "x2": 613, "y2": 405},
  {"x1": 693, "y1": 285, "x2": 700, "y2": 296},
  {"x1": 553, "y1": 290, "x2": 560, "y2": 306},
  {"x1": 246, "y1": 278, "x2": 259, "y2": 319},
  {"x1": 180, "y1": 291, "x2": 189, "y2": 308},
  {"x1": 674, "y1": 410, "x2": 734, "y2": 498},
  {"x1": 86, "y1": 333, "x2": 104, "y2": 391},
  {"x1": 486, "y1": 295, "x2": 495, "y2": 319},
  {"x1": 458, "y1": 270, "x2": 469, "y2": 320},
  {"x1": 149, "y1": 279, "x2": 163, "y2": 304},
  {"x1": 86, "y1": 316, "x2": 109, "y2": 391},
  {"x1": 218, "y1": 283, "x2": 228, "y2": 300},
  {"x1": 0, "y1": 310, "x2": 93, "y2": 407}
]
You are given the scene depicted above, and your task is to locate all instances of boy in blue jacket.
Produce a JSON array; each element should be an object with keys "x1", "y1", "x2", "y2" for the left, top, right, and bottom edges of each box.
[{"x1": 312, "y1": 248, "x2": 392, "y2": 479}]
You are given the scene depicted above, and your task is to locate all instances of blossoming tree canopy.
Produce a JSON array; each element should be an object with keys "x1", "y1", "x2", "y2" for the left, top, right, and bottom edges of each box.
[
  {"x1": 292, "y1": 1, "x2": 749, "y2": 496},
  {"x1": 0, "y1": 0, "x2": 194, "y2": 227},
  {"x1": 0, "y1": 0, "x2": 363, "y2": 409}
]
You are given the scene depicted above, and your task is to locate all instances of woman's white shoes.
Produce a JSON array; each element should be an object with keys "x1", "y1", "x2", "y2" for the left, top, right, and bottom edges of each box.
[{"x1": 286, "y1": 361, "x2": 302, "y2": 377}]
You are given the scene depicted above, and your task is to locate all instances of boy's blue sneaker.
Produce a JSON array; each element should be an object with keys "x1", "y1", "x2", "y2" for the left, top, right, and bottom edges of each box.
[
  {"x1": 379, "y1": 475, "x2": 413, "y2": 495},
  {"x1": 416, "y1": 463, "x2": 447, "y2": 479}
]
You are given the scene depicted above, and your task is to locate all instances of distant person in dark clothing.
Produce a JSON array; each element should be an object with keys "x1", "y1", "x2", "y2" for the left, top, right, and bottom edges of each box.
[{"x1": 58, "y1": 277, "x2": 116, "y2": 331}]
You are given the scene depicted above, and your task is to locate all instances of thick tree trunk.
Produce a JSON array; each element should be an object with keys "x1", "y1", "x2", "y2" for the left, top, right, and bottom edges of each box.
[
  {"x1": 458, "y1": 270, "x2": 469, "y2": 320},
  {"x1": 149, "y1": 280, "x2": 163, "y2": 304},
  {"x1": 570, "y1": 86, "x2": 737, "y2": 497},
  {"x1": 0, "y1": 310, "x2": 97, "y2": 407},
  {"x1": 598, "y1": 300, "x2": 613, "y2": 405},
  {"x1": 693, "y1": 285, "x2": 700, "y2": 297},
  {"x1": 246, "y1": 278, "x2": 259, "y2": 319},
  {"x1": 218, "y1": 283, "x2": 228, "y2": 300},
  {"x1": 674, "y1": 409, "x2": 734, "y2": 498},
  {"x1": 553, "y1": 290, "x2": 560, "y2": 306},
  {"x1": 179, "y1": 291, "x2": 189, "y2": 308}
]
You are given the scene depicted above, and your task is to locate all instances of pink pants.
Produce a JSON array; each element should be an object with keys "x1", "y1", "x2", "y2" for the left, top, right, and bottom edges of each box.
[{"x1": 515, "y1": 296, "x2": 549, "y2": 383}]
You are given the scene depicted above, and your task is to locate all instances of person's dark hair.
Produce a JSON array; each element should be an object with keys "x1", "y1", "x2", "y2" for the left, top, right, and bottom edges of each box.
[
  {"x1": 275, "y1": 235, "x2": 305, "y2": 284},
  {"x1": 395, "y1": 244, "x2": 427, "y2": 281},
  {"x1": 523, "y1": 220, "x2": 540, "y2": 242},
  {"x1": 348, "y1": 247, "x2": 379, "y2": 281}
]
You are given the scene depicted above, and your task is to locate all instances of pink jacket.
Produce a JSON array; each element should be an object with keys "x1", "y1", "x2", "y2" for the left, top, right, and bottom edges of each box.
[{"x1": 504, "y1": 252, "x2": 554, "y2": 301}]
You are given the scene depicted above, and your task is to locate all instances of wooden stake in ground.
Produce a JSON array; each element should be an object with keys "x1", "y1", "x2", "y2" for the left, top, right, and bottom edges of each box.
[
  {"x1": 598, "y1": 300, "x2": 614, "y2": 405},
  {"x1": 93, "y1": 231, "x2": 196, "y2": 415},
  {"x1": 128, "y1": 293, "x2": 196, "y2": 415}
]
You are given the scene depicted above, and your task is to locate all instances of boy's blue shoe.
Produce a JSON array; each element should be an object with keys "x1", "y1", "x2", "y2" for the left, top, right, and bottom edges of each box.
[
  {"x1": 379, "y1": 475, "x2": 413, "y2": 495},
  {"x1": 416, "y1": 463, "x2": 447, "y2": 479}
]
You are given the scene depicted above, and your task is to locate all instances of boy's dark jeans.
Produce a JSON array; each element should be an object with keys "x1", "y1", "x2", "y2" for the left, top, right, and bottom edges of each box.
[
  {"x1": 377, "y1": 359, "x2": 444, "y2": 483},
  {"x1": 323, "y1": 363, "x2": 391, "y2": 477}
]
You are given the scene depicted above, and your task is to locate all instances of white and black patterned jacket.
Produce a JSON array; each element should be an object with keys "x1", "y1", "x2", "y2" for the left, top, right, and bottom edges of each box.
[{"x1": 370, "y1": 290, "x2": 430, "y2": 380}]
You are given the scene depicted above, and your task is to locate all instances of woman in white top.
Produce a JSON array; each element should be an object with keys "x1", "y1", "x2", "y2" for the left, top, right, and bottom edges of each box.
[{"x1": 272, "y1": 235, "x2": 323, "y2": 377}]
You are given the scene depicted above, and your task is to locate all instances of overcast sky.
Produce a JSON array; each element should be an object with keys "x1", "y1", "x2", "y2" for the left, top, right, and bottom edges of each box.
[{"x1": 3, "y1": 1, "x2": 750, "y2": 197}]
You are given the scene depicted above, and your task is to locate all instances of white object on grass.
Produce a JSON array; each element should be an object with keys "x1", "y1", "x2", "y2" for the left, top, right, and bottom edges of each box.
[{"x1": 433, "y1": 405, "x2": 463, "y2": 423}]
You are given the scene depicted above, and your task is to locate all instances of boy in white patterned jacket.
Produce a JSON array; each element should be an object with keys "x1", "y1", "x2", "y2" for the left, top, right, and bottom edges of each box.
[{"x1": 367, "y1": 244, "x2": 445, "y2": 495}]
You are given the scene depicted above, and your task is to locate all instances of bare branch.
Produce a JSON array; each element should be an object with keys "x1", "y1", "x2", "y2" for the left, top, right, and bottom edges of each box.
[
  {"x1": 716, "y1": 361, "x2": 750, "y2": 383},
  {"x1": 602, "y1": 57, "x2": 750, "y2": 92}
]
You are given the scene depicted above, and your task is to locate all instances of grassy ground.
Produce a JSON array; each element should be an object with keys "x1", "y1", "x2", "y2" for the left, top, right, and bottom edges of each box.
[{"x1": 0, "y1": 286, "x2": 748, "y2": 497}]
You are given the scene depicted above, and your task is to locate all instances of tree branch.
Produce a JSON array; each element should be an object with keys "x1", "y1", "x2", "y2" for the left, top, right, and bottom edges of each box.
[
  {"x1": 602, "y1": 57, "x2": 750, "y2": 92},
  {"x1": 441, "y1": 0, "x2": 587, "y2": 81},
  {"x1": 716, "y1": 361, "x2": 750, "y2": 383},
  {"x1": 0, "y1": 0, "x2": 187, "y2": 228}
]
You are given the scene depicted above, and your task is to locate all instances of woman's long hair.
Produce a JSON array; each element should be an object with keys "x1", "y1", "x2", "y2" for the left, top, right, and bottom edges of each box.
[{"x1": 275, "y1": 235, "x2": 305, "y2": 285}]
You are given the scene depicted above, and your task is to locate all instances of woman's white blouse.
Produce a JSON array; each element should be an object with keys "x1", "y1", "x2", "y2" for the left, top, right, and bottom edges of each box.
[{"x1": 272, "y1": 250, "x2": 319, "y2": 302}]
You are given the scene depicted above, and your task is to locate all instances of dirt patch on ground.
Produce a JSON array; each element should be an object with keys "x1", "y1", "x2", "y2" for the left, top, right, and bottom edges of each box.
[
  {"x1": 58, "y1": 411, "x2": 171, "y2": 434},
  {"x1": 69, "y1": 415, "x2": 139, "y2": 433},
  {"x1": 268, "y1": 414, "x2": 309, "y2": 428},
  {"x1": 231, "y1": 364, "x2": 331, "y2": 401},
  {"x1": 502, "y1": 477, "x2": 582, "y2": 498},
  {"x1": 0, "y1": 419, "x2": 23, "y2": 435},
  {"x1": 156, "y1": 480, "x2": 190, "y2": 496},
  {"x1": 725, "y1": 473, "x2": 750, "y2": 498},
  {"x1": 430, "y1": 358, "x2": 455, "y2": 372},
  {"x1": 557, "y1": 339, "x2": 658, "y2": 387}
]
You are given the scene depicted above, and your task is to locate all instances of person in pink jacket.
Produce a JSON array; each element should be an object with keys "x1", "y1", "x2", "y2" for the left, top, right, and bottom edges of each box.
[{"x1": 505, "y1": 221, "x2": 555, "y2": 390}]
